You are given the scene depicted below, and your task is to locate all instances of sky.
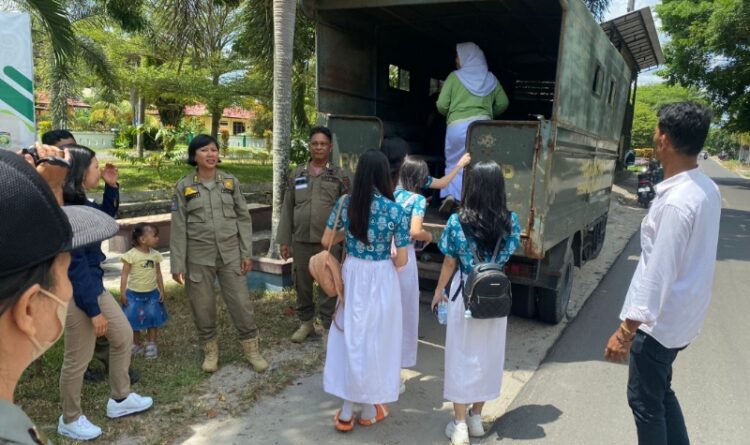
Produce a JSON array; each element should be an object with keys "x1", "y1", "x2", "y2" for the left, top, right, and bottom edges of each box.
[{"x1": 602, "y1": 0, "x2": 665, "y2": 84}]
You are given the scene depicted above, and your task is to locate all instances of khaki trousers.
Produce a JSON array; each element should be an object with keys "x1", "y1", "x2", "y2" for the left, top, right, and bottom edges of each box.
[
  {"x1": 186, "y1": 256, "x2": 258, "y2": 343},
  {"x1": 293, "y1": 241, "x2": 338, "y2": 329},
  {"x1": 60, "y1": 291, "x2": 132, "y2": 423}
]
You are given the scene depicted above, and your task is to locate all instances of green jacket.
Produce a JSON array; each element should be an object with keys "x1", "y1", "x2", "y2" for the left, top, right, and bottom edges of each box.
[
  {"x1": 170, "y1": 169, "x2": 253, "y2": 273},
  {"x1": 436, "y1": 72, "x2": 509, "y2": 124},
  {"x1": 0, "y1": 400, "x2": 52, "y2": 444},
  {"x1": 276, "y1": 162, "x2": 350, "y2": 245}
]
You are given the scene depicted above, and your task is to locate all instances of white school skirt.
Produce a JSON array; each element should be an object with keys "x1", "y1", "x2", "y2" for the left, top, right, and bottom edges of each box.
[
  {"x1": 443, "y1": 271, "x2": 508, "y2": 404},
  {"x1": 324, "y1": 256, "x2": 403, "y2": 404},
  {"x1": 398, "y1": 244, "x2": 419, "y2": 368},
  {"x1": 442, "y1": 116, "x2": 489, "y2": 200}
]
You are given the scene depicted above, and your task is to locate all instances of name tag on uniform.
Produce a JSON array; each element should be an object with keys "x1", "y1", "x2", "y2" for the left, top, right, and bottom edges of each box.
[{"x1": 295, "y1": 176, "x2": 308, "y2": 190}]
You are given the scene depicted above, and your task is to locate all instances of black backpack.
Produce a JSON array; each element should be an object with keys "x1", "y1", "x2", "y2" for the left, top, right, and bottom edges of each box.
[{"x1": 451, "y1": 227, "x2": 512, "y2": 319}]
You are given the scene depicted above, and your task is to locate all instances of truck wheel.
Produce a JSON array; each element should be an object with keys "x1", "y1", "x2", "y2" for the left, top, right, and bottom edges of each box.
[
  {"x1": 510, "y1": 283, "x2": 536, "y2": 319},
  {"x1": 583, "y1": 216, "x2": 607, "y2": 262},
  {"x1": 536, "y1": 246, "x2": 574, "y2": 324}
]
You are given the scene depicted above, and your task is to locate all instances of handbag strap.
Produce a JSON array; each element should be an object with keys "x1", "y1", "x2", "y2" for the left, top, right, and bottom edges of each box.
[{"x1": 328, "y1": 194, "x2": 347, "y2": 253}]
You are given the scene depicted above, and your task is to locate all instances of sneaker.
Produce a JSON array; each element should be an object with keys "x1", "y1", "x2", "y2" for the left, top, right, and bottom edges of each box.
[
  {"x1": 132, "y1": 344, "x2": 144, "y2": 355},
  {"x1": 106, "y1": 392, "x2": 154, "y2": 418},
  {"x1": 57, "y1": 415, "x2": 102, "y2": 441},
  {"x1": 445, "y1": 420, "x2": 470, "y2": 445},
  {"x1": 145, "y1": 342, "x2": 158, "y2": 360},
  {"x1": 467, "y1": 409, "x2": 485, "y2": 437}
]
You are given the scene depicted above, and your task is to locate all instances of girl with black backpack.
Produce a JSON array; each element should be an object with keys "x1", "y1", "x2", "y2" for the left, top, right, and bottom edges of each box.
[{"x1": 431, "y1": 161, "x2": 521, "y2": 445}]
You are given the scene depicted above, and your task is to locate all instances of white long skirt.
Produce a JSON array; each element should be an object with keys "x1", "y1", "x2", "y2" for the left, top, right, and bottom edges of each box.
[
  {"x1": 324, "y1": 256, "x2": 403, "y2": 404},
  {"x1": 443, "y1": 271, "x2": 508, "y2": 404},
  {"x1": 442, "y1": 116, "x2": 488, "y2": 199},
  {"x1": 398, "y1": 244, "x2": 419, "y2": 368}
]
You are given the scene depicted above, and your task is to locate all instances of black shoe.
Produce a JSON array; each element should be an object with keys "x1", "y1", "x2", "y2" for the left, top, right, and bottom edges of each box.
[
  {"x1": 83, "y1": 367, "x2": 104, "y2": 383},
  {"x1": 438, "y1": 195, "x2": 457, "y2": 217},
  {"x1": 128, "y1": 367, "x2": 140, "y2": 385}
]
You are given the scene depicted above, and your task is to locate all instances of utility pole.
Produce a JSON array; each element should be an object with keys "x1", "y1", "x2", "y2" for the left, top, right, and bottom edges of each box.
[{"x1": 627, "y1": 0, "x2": 636, "y2": 12}]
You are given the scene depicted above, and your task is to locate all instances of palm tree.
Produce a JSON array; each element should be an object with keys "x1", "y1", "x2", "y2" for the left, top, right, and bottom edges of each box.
[
  {"x1": 268, "y1": 0, "x2": 296, "y2": 258},
  {"x1": 585, "y1": 0, "x2": 613, "y2": 21},
  {"x1": 5, "y1": 0, "x2": 75, "y2": 63},
  {"x1": 9, "y1": 1, "x2": 145, "y2": 128}
]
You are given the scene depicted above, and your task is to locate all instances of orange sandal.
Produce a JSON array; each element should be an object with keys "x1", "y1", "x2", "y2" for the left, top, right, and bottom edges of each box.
[
  {"x1": 334, "y1": 410, "x2": 355, "y2": 432},
  {"x1": 358, "y1": 404, "x2": 389, "y2": 426}
]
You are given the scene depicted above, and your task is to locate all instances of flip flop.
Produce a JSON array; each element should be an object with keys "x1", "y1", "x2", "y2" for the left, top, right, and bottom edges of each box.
[
  {"x1": 358, "y1": 404, "x2": 389, "y2": 426},
  {"x1": 333, "y1": 410, "x2": 355, "y2": 432}
]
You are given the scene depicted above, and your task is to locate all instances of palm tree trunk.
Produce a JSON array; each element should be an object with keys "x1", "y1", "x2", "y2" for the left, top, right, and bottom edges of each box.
[{"x1": 268, "y1": 0, "x2": 296, "y2": 259}]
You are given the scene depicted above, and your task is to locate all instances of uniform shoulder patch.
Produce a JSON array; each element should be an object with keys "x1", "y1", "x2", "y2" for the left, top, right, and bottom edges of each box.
[
  {"x1": 183, "y1": 186, "x2": 200, "y2": 201},
  {"x1": 222, "y1": 178, "x2": 235, "y2": 193}
]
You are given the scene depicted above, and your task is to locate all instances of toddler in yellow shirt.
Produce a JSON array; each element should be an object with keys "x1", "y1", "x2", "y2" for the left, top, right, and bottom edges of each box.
[{"x1": 121, "y1": 223, "x2": 168, "y2": 359}]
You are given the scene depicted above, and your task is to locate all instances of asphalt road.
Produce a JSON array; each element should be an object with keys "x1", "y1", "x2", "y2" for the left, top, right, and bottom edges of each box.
[{"x1": 484, "y1": 158, "x2": 750, "y2": 445}]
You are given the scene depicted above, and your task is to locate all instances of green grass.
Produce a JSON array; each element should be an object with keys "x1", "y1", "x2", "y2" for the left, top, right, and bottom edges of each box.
[
  {"x1": 95, "y1": 160, "x2": 274, "y2": 193},
  {"x1": 14, "y1": 284, "x2": 321, "y2": 444}
]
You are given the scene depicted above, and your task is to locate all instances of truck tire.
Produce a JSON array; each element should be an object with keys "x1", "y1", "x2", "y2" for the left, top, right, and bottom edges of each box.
[
  {"x1": 583, "y1": 216, "x2": 607, "y2": 262},
  {"x1": 536, "y1": 246, "x2": 574, "y2": 324}
]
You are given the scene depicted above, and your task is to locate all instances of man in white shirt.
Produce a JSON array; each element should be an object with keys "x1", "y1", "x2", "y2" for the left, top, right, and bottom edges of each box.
[{"x1": 605, "y1": 102, "x2": 720, "y2": 445}]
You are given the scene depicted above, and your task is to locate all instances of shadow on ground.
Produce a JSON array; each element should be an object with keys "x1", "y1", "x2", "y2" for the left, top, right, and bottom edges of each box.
[{"x1": 488, "y1": 404, "x2": 563, "y2": 440}]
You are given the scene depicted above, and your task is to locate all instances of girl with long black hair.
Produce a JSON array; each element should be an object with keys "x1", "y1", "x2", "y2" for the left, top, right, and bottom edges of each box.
[
  {"x1": 394, "y1": 157, "x2": 433, "y2": 380},
  {"x1": 321, "y1": 149, "x2": 410, "y2": 432},
  {"x1": 431, "y1": 161, "x2": 521, "y2": 445},
  {"x1": 58, "y1": 145, "x2": 153, "y2": 441}
]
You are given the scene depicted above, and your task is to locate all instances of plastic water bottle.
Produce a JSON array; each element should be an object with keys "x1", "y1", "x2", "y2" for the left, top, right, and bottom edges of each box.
[{"x1": 437, "y1": 302, "x2": 448, "y2": 325}]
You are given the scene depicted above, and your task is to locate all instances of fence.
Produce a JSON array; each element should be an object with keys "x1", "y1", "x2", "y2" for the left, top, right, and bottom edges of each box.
[
  {"x1": 71, "y1": 131, "x2": 115, "y2": 149},
  {"x1": 229, "y1": 134, "x2": 266, "y2": 149}
]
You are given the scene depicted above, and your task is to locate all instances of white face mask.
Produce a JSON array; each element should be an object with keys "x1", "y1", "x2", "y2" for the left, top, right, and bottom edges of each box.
[{"x1": 27, "y1": 288, "x2": 68, "y2": 361}]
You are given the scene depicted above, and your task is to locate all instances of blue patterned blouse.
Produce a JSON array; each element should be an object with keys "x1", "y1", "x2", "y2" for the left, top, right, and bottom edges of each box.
[
  {"x1": 395, "y1": 187, "x2": 427, "y2": 245},
  {"x1": 326, "y1": 193, "x2": 411, "y2": 261},
  {"x1": 438, "y1": 212, "x2": 521, "y2": 274}
]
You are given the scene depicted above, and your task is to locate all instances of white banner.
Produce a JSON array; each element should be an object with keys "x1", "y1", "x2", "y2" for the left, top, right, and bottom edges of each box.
[{"x1": 0, "y1": 12, "x2": 35, "y2": 150}]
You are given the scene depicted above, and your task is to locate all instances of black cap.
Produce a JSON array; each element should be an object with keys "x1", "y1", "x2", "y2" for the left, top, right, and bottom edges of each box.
[{"x1": 0, "y1": 151, "x2": 119, "y2": 278}]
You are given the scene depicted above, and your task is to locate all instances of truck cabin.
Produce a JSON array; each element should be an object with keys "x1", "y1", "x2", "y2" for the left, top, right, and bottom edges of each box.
[{"x1": 307, "y1": 0, "x2": 562, "y2": 191}]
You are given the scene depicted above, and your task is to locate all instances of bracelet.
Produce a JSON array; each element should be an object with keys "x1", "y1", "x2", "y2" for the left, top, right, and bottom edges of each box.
[
  {"x1": 619, "y1": 322, "x2": 634, "y2": 336},
  {"x1": 616, "y1": 334, "x2": 633, "y2": 344}
]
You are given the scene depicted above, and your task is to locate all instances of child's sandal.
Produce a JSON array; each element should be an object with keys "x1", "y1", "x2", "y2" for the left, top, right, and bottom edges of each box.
[
  {"x1": 333, "y1": 410, "x2": 355, "y2": 432},
  {"x1": 358, "y1": 404, "x2": 389, "y2": 426}
]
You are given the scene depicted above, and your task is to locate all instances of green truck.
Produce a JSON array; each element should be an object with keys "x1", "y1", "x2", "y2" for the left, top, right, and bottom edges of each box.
[{"x1": 301, "y1": 0, "x2": 663, "y2": 323}]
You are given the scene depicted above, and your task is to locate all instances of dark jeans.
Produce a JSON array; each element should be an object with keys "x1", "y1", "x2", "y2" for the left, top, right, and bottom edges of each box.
[{"x1": 627, "y1": 331, "x2": 689, "y2": 445}]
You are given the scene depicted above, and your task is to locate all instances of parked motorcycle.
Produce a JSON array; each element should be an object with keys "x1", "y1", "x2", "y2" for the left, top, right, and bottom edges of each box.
[{"x1": 636, "y1": 161, "x2": 660, "y2": 208}]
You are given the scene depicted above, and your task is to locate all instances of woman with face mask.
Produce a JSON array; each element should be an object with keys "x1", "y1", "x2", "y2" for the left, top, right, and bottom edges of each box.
[{"x1": 0, "y1": 151, "x2": 118, "y2": 444}]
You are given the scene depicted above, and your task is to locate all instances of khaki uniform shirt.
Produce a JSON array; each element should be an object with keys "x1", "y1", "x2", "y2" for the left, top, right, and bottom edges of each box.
[
  {"x1": 170, "y1": 170, "x2": 253, "y2": 274},
  {"x1": 276, "y1": 162, "x2": 350, "y2": 245},
  {"x1": 0, "y1": 400, "x2": 51, "y2": 444}
]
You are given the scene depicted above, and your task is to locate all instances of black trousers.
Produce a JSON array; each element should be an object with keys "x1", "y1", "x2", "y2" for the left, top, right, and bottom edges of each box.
[{"x1": 627, "y1": 331, "x2": 689, "y2": 445}]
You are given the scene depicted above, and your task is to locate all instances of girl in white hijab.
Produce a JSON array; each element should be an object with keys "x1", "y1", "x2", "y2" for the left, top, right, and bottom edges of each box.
[{"x1": 436, "y1": 42, "x2": 509, "y2": 214}]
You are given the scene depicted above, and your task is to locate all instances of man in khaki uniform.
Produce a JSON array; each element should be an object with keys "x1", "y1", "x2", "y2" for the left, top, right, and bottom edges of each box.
[
  {"x1": 277, "y1": 126, "x2": 350, "y2": 343},
  {"x1": 170, "y1": 135, "x2": 268, "y2": 373}
]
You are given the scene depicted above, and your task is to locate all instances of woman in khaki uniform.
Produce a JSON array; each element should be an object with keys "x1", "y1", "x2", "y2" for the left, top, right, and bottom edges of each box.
[{"x1": 170, "y1": 134, "x2": 268, "y2": 373}]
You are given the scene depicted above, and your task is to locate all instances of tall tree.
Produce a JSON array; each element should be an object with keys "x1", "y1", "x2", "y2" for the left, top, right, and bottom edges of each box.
[
  {"x1": 657, "y1": 0, "x2": 750, "y2": 132},
  {"x1": 268, "y1": 0, "x2": 296, "y2": 258},
  {"x1": 630, "y1": 83, "x2": 706, "y2": 148},
  {"x1": 152, "y1": 0, "x2": 245, "y2": 138},
  {"x1": 8, "y1": 0, "x2": 75, "y2": 63},
  {"x1": 585, "y1": 0, "x2": 613, "y2": 21}
]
